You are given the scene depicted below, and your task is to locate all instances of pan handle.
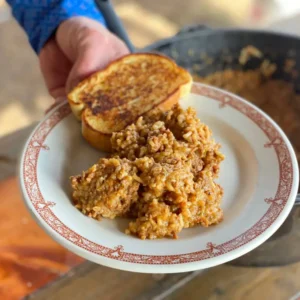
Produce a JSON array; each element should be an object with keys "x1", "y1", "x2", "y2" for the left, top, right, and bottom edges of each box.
[
  {"x1": 95, "y1": 0, "x2": 135, "y2": 52},
  {"x1": 176, "y1": 24, "x2": 211, "y2": 36}
]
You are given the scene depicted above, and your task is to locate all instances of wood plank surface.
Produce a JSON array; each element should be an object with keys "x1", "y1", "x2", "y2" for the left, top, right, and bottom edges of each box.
[
  {"x1": 26, "y1": 262, "x2": 204, "y2": 300},
  {"x1": 167, "y1": 263, "x2": 300, "y2": 300},
  {"x1": 0, "y1": 177, "x2": 83, "y2": 300},
  {"x1": 25, "y1": 260, "x2": 300, "y2": 300}
]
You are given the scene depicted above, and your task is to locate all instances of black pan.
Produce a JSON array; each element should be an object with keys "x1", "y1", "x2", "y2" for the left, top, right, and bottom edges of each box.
[{"x1": 145, "y1": 25, "x2": 300, "y2": 89}]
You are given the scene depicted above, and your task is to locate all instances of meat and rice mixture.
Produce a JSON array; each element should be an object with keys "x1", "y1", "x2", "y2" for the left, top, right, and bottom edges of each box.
[{"x1": 71, "y1": 105, "x2": 224, "y2": 239}]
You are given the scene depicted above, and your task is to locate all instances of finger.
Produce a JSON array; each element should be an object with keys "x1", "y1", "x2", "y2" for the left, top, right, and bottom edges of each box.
[
  {"x1": 56, "y1": 17, "x2": 129, "y2": 93},
  {"x1": 39, "y1": 39, "x2": 72, "y2": 99},
  {"x1": 56, "y1": 17, "x2": 113, "y2": 62},
  {"x1": 66, "y1": 31, "x2": 129, "y2": 92}
]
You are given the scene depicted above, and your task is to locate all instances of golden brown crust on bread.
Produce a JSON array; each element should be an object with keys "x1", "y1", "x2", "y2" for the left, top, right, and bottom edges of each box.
[
  {"x1": 81, "y1": 109, "x2": 112, "y2": 152},
  {"x1": 68, "y1": 53, "x2": 192, "y2": 152}
]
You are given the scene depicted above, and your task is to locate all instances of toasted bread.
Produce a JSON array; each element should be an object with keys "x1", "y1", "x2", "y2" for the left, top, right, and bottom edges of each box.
[{"x1": 68, "y1": 53, "x2": 192, "y2": 152}]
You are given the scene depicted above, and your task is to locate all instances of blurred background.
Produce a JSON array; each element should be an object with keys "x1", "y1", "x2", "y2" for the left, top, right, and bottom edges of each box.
[{"x1": 1, "y1": 0, "x2": 300, "y2": 136}]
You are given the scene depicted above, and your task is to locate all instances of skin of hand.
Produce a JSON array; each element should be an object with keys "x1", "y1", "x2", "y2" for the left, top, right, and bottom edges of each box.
[{"x1": 39, "y1": 16, "x2": 129, "y2": 107}]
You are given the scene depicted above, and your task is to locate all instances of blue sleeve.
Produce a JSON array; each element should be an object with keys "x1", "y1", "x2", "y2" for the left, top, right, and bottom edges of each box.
[{"x1": 6, "y1": 0, "x2": 106, "y2": 54}]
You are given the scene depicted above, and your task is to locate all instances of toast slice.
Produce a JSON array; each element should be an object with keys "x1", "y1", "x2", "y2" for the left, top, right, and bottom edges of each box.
[{"x1": 68, "y1": 53, "x2": 192, "y2": 152}]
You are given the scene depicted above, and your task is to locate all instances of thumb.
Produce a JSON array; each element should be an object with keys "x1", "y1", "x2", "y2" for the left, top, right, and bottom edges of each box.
[
  {"x1": 56, "y1": 17, "x2": 129, "y2": 93},
  {"x1": 66, "y1": 30, "x2": 125, "y2": 91}
]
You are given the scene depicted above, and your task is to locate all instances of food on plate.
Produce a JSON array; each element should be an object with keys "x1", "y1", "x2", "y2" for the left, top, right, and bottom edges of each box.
[
  {"x1": 67, "y1": 53, "x2": 192, "y2": 152},
  {"x1": 71, "y1": 105, "x2": 224, "y2": 240}
]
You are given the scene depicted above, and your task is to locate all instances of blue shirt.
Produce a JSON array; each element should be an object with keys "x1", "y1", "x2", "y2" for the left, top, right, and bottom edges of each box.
[{"x1": 6, "y1": 0, "x2": 106, "y2": 54}]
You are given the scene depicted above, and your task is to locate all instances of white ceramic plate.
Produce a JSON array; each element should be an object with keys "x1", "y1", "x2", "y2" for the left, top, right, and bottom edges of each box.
[{"x1": 19, "y1": 83, "x2": 299, "y2": 273}]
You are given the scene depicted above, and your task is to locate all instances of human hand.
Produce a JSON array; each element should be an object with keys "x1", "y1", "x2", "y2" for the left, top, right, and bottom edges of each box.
[{"x1": 39, "y1": 16, "x2": 129, "y2": 107}]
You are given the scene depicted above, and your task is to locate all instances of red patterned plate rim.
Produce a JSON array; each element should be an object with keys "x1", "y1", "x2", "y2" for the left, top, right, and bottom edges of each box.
[{"x1": 19, "y1": 83, "x2": 299, "y2": 272}]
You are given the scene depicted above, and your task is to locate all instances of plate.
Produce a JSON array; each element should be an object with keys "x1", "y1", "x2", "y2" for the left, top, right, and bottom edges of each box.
[{"x1": 19, "y1": 83, "x2": 299, "y2": 273}]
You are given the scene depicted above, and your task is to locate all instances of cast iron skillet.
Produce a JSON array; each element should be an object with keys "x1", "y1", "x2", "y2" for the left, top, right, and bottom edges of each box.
[
  {"x1": 145, "y1": 25, "x2": 300, "y2": 92},
  {"x1": 145, "y1": 26, "x2": 300, "y2": 266},
  {"x1": 145, "y1": 25, "x2": 300, "y2": 197}
]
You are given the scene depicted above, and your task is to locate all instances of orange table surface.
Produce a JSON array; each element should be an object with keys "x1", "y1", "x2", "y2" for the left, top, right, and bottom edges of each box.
[{"x1": 0, "y1": 177, "x2": 84, "y2": 300}]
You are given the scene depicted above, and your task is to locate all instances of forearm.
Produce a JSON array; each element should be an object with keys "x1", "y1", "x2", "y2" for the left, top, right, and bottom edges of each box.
[{"x1": 6, "y1": 0, "x2": 106, "y2": 54}]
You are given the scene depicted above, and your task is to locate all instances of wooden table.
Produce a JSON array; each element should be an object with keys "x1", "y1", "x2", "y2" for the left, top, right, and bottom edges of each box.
[{"x1": 1, "y1": 121, "x2": 300, "y2": 300}]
